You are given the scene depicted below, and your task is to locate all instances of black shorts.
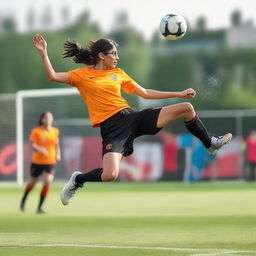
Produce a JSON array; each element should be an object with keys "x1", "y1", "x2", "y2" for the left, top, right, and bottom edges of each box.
[
  {"x1": 30, "y1": 163, "x2": 55, "y2": 178},
  {"x1": 100, "y1": 108, "x2": 162, "y2": 157}
]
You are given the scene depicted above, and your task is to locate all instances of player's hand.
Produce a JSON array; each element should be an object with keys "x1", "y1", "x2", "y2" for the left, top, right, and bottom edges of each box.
[
  {"x1": 181, "y1": 88, "x2": 196, "y2": 99},
  {"x1": 33, "y1": 34, "x2": 47, "y2": 54},
  {"x1": 39, "y1": 147, "x2": 48, "y2": 157},
  {"x1": 56, "y1": 154, "x2": 61, "y2": 162}
]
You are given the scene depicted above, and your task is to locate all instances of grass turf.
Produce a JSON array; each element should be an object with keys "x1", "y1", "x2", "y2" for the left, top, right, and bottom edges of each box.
[{"x1": 0, "y1": 182, "x2": 256, "y2": 256}]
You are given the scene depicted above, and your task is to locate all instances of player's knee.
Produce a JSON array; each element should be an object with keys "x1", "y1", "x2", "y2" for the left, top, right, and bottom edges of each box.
[
  {"x1": 102, "y1": 169, "x2": 119, "y2": 181},
  {"x1": 44, "y1": 177, "x2": 54, "y2": 185},
  {"x1": 183, "y1": 102, "x2": 195, "y2": 114},
  {"x1": 46, "y1": 181, "x2": 52, "y2": 186},
  {"x1": 105, "y1": 173, "x2": 118, "y2": 181}
]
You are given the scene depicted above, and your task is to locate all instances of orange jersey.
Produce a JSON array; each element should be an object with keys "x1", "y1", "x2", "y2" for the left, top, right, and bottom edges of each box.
[
  {"x1": 68, "y1": 67, "x2": 138, "y2": 127},
  {"x1": 29, "y1": 126, "x2": 59, "y2": 165}
]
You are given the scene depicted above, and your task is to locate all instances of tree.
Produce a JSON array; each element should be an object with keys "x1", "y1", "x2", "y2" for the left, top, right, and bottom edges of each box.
[
  {"x1": 196, "y1": 16, "x2": 207, "y2": 32},
  {"x1": 75, "y1": 10, "x2": 90, "y2": 24},
  {"x1": 2, "y1": 17, "x2": 16, "y2": 34},
  {"x1": 114, "y1": 11, "x2": 128, "y2": 30},
  {"x1": 231, "y1": 10, "x2": 242, "y2": 27},
  {"x1": 27, "y1": 8, "x2": 36, "y2": 31},
  {"x1": 61, "y1": 6, "x2": 70, "y2": 26},
  {"x1": 41, "y1": 5, "x2": 53, "y2": 28}
]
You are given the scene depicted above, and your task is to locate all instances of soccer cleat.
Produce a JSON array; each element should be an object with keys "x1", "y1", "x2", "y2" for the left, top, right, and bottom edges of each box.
[
  {"x1": 61, "y1": 171, "x2": 83, "y2": 205},
  {"x1": 207, "y1": 133, "x2": 232, "y2": 155},
  {"x1": 36, "y1": 208, "x2": 46, "y2": 214},
  {"x1": 20, "y1": 199, "x2": 25, "y2": 212}
]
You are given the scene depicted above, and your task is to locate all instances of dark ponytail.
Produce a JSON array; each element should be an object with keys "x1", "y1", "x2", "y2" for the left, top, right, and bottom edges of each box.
[
  {"x1": 62, "y1": 40, "x2": 93, "y2": 65},
  {"x1": 62, "y1": 38, "x2": 119, "y2": 66}
]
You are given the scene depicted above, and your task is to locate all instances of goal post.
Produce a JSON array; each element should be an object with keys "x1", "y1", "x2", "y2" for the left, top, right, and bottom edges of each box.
[{"x1": 16, "y1": 87, "x2": 80, "y2": 186}]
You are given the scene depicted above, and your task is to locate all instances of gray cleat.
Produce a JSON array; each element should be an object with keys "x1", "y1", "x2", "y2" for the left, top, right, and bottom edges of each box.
[
  {"x1": 61, "y1": 171, "x2": 83, "y2": 205},
  {"x1": 207, "y1": 133, "x2": 232, "y2": 155}
]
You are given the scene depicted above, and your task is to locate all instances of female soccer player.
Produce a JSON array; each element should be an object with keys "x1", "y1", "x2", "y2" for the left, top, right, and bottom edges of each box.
[
  {"x1": 33, "y1": 34, "x2": 232, "y2": 206},
  {"x1": 20, "y1": 111, "x2": 60, "y2": 213}
]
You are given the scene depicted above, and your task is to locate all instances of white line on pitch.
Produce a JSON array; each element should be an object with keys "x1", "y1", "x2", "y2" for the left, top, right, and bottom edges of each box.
[
  {"x1": 192, "y1": 250, "x2": 256, "y2": 256},
  {"x1": 1, "y1": 243, "x2": 256, "y2": 255}
]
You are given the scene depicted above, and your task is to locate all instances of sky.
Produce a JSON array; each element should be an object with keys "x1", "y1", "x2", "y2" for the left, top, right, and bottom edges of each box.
[{"x1": 1, "y1": 0, "x2": 256, "y2": 39}]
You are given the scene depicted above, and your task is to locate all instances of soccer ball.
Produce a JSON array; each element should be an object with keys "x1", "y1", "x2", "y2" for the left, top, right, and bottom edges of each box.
[{"x1": 159, "y1": 14, "x2": 187, "y2": 40}]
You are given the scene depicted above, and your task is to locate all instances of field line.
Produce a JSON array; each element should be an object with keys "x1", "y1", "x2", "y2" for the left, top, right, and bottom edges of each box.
[
  {"x1": 1, "y1": 243, "x2": 256, "y2": 255},
  {"x1": 193, "y1": 250, "x2": 256, "y2": 256}
]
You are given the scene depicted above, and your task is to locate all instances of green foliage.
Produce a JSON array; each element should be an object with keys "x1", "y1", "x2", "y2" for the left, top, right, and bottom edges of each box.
[
  {"x1": 148, "y1": 52, "x2": 198, "y2": 91},
  {"x1": 221, "y1": 82, "x2": 256, "y2": 108},
  {"x1": 231, "y1": 9, "x2": 242, "y2": 27},
  {"x1": 1, "y1": 14, "x2": 256, "y2": 109}
]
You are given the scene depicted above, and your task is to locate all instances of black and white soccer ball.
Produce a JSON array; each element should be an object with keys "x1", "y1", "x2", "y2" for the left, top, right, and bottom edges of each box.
[{"x1": 159, "y1": 14, "x2": 187, "y2": 40}]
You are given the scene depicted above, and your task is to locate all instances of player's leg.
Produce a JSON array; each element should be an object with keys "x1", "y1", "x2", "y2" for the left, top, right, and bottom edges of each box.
[
  {"x1": 76, "y1": 152, "x2": 122, "y2": 183},
  {"x1": 20, "y1": 176, "x2": 38, "y2": 212},
  {"x1": 248, "y1": 163, "x2": 256, "y2": 181},
  {"x1": 36, "y1": 169, "x2": 55, "y2": 214},
  {"x1": 253, "y1": 163, "x2": 256, "y2": 181},
  {"x1": 157, "y1": 102, "x2": 196, "y2": 126},
  {"x1": 156, "y1": 102, "x2": 232, "y2": 155},
  {"x1": 61, "y1": 152, "x2": 122, "y2": 205}
]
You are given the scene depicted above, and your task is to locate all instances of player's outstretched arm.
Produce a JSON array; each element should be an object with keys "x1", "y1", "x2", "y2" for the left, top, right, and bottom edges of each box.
[
  {"x1": 33, "y1": 34, "x2": 69, "y2": 84},
  {"x1": 133, "y1": 85, "x2": 196, "y2": 99}
]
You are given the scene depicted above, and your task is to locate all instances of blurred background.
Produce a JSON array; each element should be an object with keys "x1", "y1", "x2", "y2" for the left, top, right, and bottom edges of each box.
[{"x1": 1, "y1": 0, "x2": 256, "y2": 184}]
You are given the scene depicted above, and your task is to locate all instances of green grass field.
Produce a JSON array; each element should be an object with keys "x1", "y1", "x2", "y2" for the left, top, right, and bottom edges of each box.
[{"x1": 1, "y1": 181, "x2": 256, "y2": 256}]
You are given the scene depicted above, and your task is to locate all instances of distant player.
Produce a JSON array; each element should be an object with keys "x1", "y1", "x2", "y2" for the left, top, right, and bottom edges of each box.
[
  {"x1": 20, "y1": 111, "x2": 60, "y2": 213},
  {"x1": 245, "y1": 130, "x2": 256, "y2": 181},
  {"x1": 32, "y1": 34, "x2": 232, "y2": 206}
]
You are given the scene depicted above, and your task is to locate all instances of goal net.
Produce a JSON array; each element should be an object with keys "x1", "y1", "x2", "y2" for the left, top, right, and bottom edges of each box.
[
  {"x1": 0, "y1": 94, "x2": 16, "y2": 183},
  {"x1": 16, "y1": 87, "x2": 101, "y2": 186}
]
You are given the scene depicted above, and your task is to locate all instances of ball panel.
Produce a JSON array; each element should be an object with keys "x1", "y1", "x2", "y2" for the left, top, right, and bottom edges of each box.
[
  {"x1": 168, "y1": 20, "x2": 179, "y2": 34},
  {"x1": 159, "y1": 13, "x2": 187, "y2": 40}
]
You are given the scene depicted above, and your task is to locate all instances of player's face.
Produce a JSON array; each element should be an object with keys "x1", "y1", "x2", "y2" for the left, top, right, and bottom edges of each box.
[
  {"x1": 103, "y1": 46, "x2": 119, "y2": 69},
  {"x1": 42, "y1": 112, "x2": 53, "y2": 126}
]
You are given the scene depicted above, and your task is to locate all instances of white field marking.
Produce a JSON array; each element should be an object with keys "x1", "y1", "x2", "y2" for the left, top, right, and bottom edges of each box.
[
  {"x1": 1, "y1": 244, "x2": 256, "y2": 255},
  {"x1": 192, "y1": 250, "x2": 256, "y2": 256},
  {"x1": 191, "y1": 249, "x2": 256, "y2": 256}
]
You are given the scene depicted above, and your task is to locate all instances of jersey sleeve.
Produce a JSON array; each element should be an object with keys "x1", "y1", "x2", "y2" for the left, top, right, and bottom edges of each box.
[
  {"x1": 120, "y1": 69, "x2": 139, "y2": 94},
  {"x1": 67, "y1": 69, "x2": 83, "y2": 87},
  {"x1": 29, "y1": 128, "x2": 39, "y2": 144}
]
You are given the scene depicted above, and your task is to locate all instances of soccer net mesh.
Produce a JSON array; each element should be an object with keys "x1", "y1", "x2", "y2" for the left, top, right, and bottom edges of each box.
[
  {"x1": 0, "y1": 94, "x2": 16, "y2": 182},
  {"x1": 17, "y1": 88, "x2": 101, "y2": 185}
]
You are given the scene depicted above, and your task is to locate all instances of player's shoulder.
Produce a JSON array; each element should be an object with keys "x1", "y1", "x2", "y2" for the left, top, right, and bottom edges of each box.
[
  {"x1": 30, "y1": 126, "x2": 42, "y2": 136},
  {"x1": 115, "y1": 68, "x2": 123, "y2": 73},
  {"x1": 31, "y1": 126, "x2": 41, "y2": 132},
  {"x1": 69, "y1": 66, "x2": 89, "y2": 75},
  {"x1": 47, "y1": 126, "x2": 58, "y2": 132},
  {"x1": 113, "y1": 68, "x2": 126, "y2": 77},
  {"x1": 51, "y1": 127, "x2": 59, "y2": 136},
  {"x1": 52, "y1": 127, "x2": 59, "y2": 132}
]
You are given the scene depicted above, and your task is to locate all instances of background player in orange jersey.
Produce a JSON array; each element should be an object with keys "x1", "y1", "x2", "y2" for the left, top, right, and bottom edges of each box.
[
  {"x1": 20, "y1": 111, "x2": 60, "y2": 213},
  {"x1": 33, "y1": 34, "x2": 231, "y2": 206}
]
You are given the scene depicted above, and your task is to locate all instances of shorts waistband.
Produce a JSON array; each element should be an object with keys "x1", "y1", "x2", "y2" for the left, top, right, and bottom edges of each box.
[{"x1": 100, "y1": 108, "x2": 134, "y2": 126}]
